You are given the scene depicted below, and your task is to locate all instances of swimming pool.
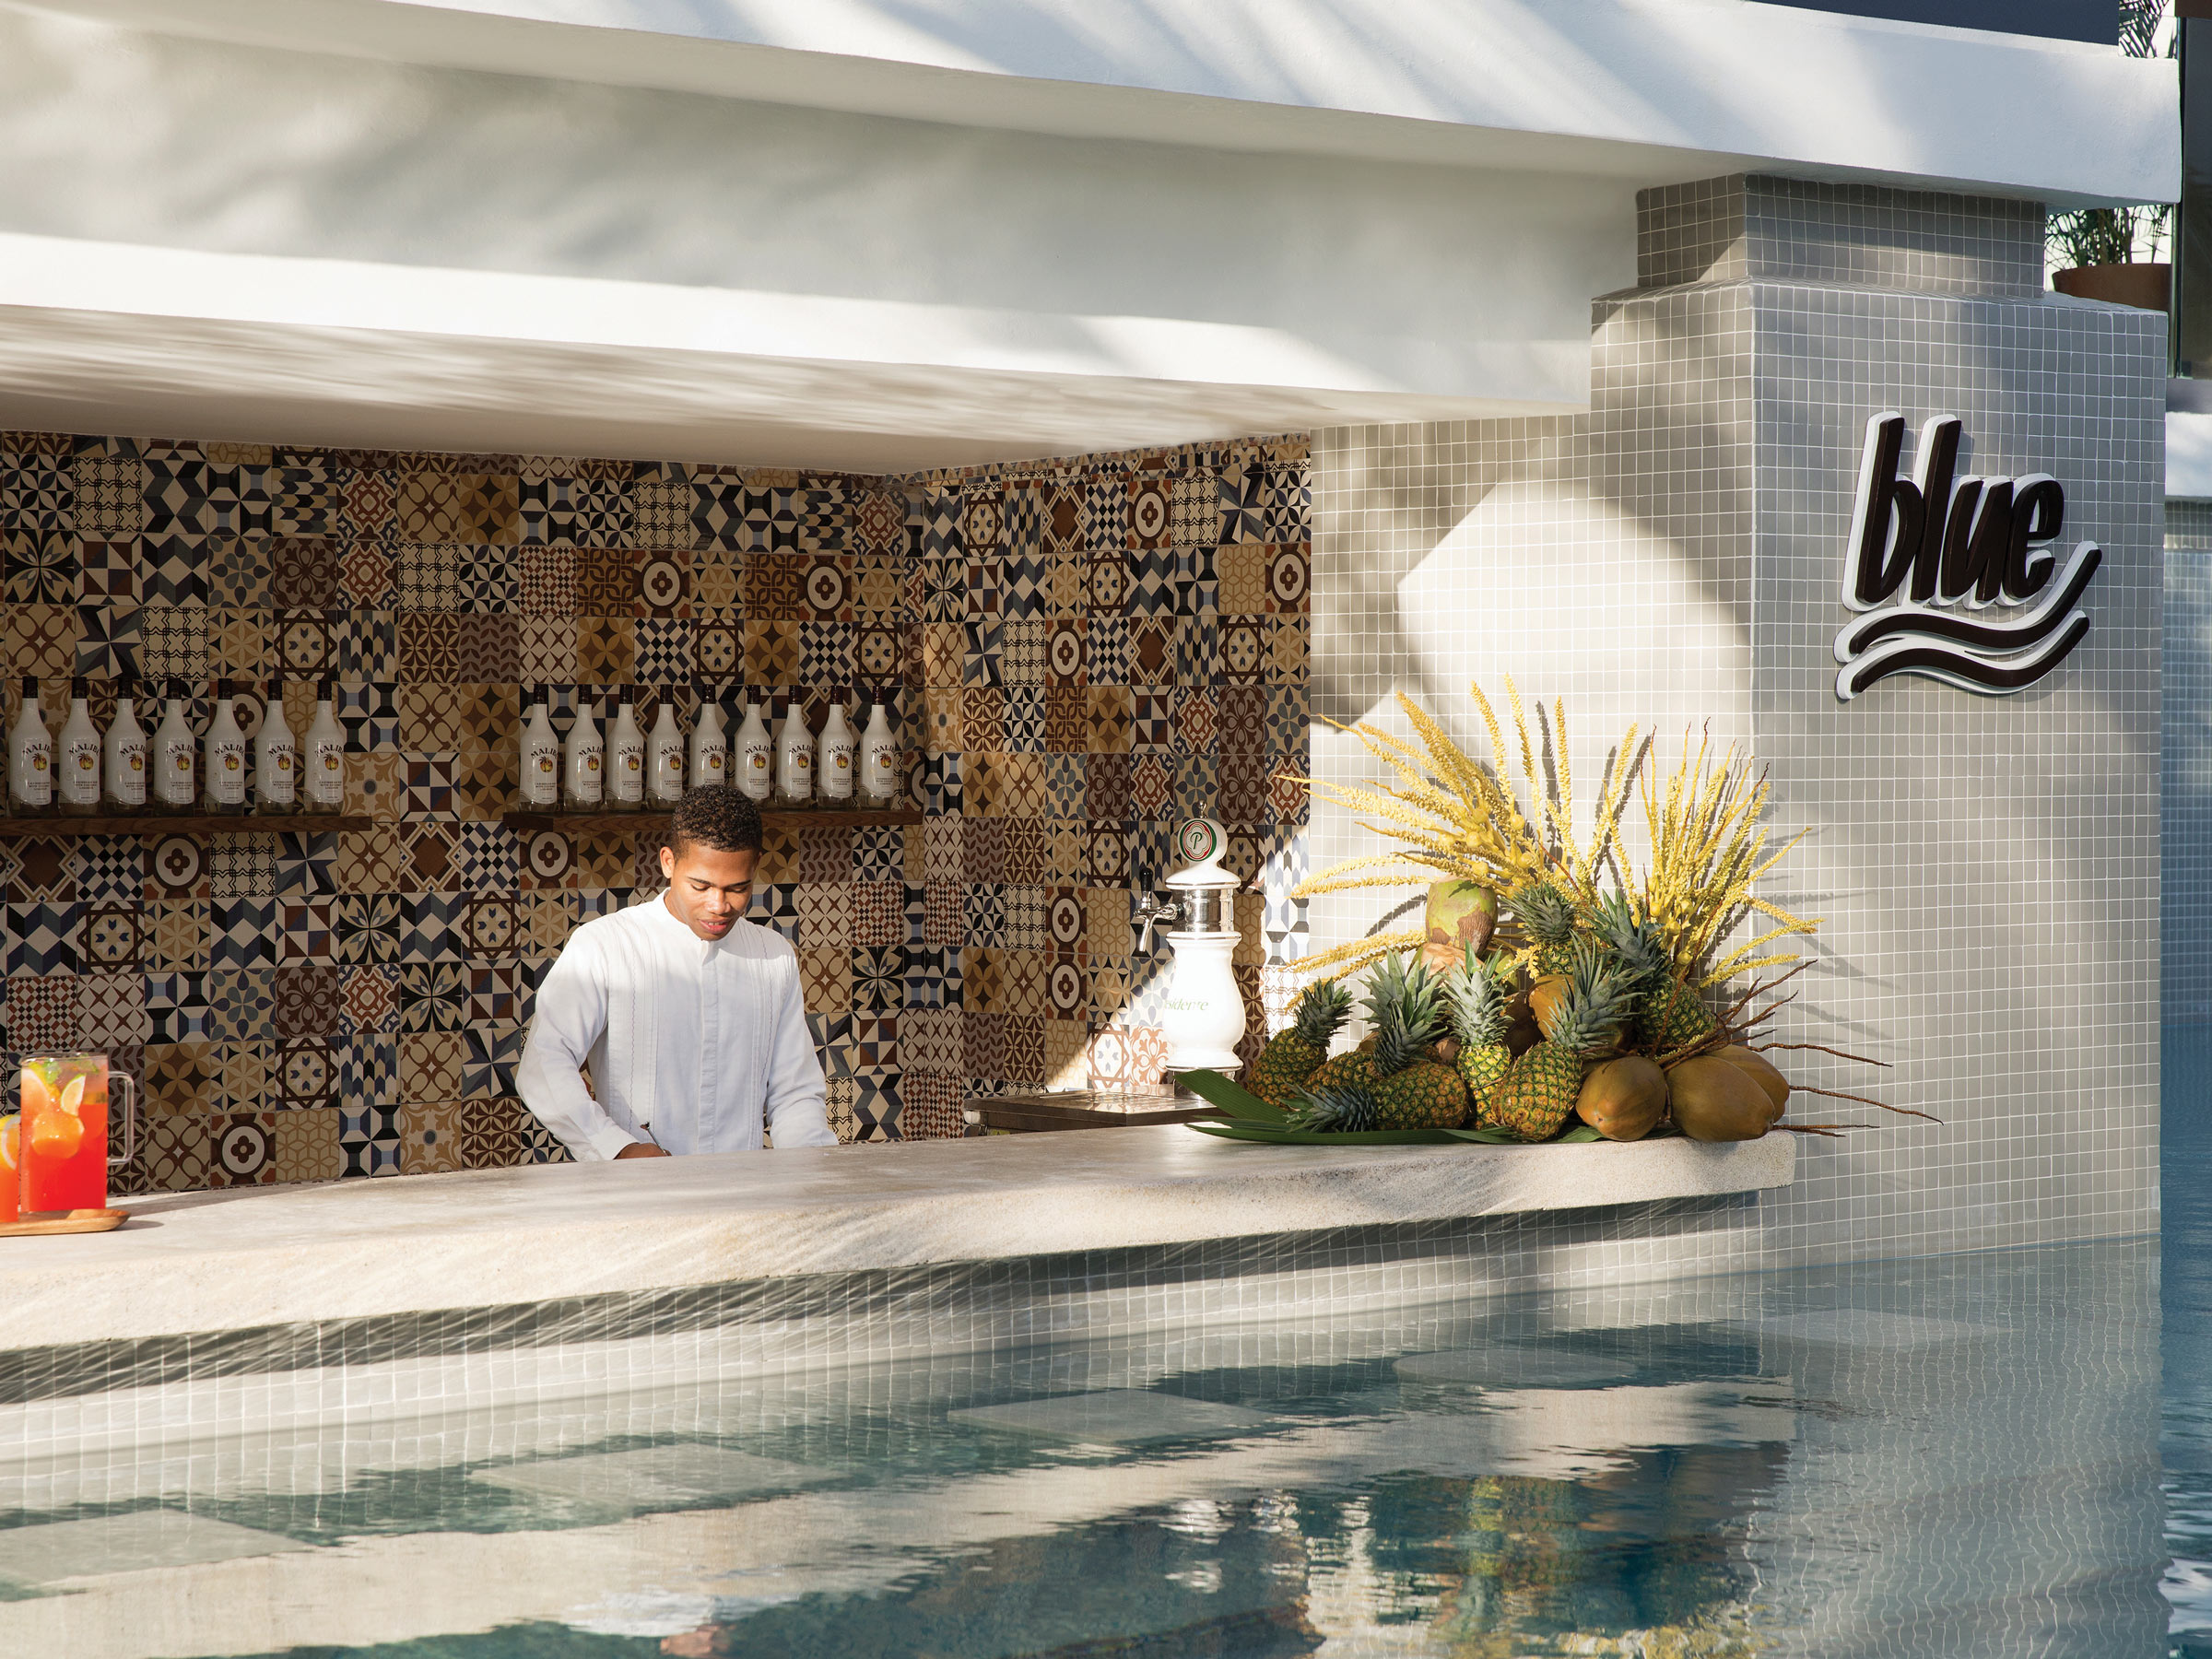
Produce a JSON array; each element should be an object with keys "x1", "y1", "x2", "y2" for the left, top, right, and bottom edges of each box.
[{"x1": 0, "y1": 1048, "x2": 2203, "y2": 1659}]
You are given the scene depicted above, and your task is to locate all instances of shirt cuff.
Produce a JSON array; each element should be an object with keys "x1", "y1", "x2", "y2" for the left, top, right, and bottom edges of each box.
[{"x1": 587, "y1": 1121, "x2": 641, "y2": 1161}]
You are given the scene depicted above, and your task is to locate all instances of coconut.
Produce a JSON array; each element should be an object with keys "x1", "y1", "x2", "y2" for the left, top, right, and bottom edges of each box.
[
  {"x1": 1576, "y1": 1056, "x2": 1668, "y2": 1141},
  {"x1": 1422, "y1": 880, "x2": 1496, "y2": 971},
  {"x1": 1666, "y1": 1056, "x2": 1774, "y2": 1141},
  {"x1": 1714, "y1": 1044, "x2": 1789, "y2": 1123}
]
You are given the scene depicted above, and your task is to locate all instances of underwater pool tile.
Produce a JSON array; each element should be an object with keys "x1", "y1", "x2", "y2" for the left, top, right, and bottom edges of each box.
[
  {"x1": 467, "y1": 1443, "x2": 834, "y2": 1512},
  {"x1": 1735, "y1": 1310, "x2": 1998, "y2": 1349},
  {"x1": 0, "y1": 1510, "x2": 310, "y2": 1585},
  {"x1": 1393, "y1": 1347, "x2": 1641, "y2": 1388},
  {"x1": 949, "y1": 1389, "x2": 1270, "y2": 1444}
]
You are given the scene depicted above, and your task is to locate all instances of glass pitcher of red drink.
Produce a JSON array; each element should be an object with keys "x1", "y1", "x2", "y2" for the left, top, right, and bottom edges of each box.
[{"x1": 17, "y1": 1053, "x2": 137, "y2": 1216}]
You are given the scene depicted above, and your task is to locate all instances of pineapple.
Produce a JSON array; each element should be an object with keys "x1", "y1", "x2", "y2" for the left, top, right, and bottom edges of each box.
[
  {"x1": 1589, "y1": 888, "x2": 1716, "y2": 1055},
  {"x1": 1510, "y1": 881, "x2": 1584, "y2": 976},
  {"x1": 1365, "y1": 954, "x2": 1470, "y2": 1131},
  {"x1": 1483, "y1": 950, "x2": 1638, "y2": 1142},
  {"x1": 1304, "y1": 1050, "x2": 1374, "y2": 1093},
  {"x1": 1446, "y1": 947, "x2": 1513, "y2": 1120},
  {"x1": 1286, "y1": 1083, "x2": 1381, "y2": 1134},
  {"x1": 1248, "y1": 979, "x2": 1354, "y2": 1107}
]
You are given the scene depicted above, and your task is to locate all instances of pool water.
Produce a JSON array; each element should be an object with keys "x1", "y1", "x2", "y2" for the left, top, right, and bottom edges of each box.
[{"x1": 0, "y1": 1039, "x2": 2205, "y2": 1659}]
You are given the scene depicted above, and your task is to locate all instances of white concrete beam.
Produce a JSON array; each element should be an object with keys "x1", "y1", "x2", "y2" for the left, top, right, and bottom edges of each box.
[{"x1": 21, "y1": 0, "x2": 2182, "y2": 205}]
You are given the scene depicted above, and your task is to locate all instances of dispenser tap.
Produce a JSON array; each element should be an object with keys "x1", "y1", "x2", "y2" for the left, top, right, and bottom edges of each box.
[{"x1": 1133, "y1": 877, "x2": 1182, "y2": 953}]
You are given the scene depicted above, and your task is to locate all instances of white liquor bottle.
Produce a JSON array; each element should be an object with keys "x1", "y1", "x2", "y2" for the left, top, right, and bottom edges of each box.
[
  {"x1": 858, "y1": 685, "x2": 900, "y2": 809},
  {"x1": 8, "y1": 677, "x2": 54, "y2": 818},
  {"x1": 519, "y1": 688, "x2": 561, "y2": 807},
  {"x1": 773, "y1": 694, "x2": 814, "y2": 809},
  {"x1": 734, "y1": 689, "x2": 773, "y2": 803},
  {"x1": 564, "y1": 695, "x2": 606, "y2": 810},
  {"x1": 153, "y1": 681, "x2": 197, "y2": 810},
  {"x1": 254, "y1": 677, "x2": 299, "y2": 816},
  {"x1": 688, "y1": 684, "x2": 726, "y2": 792},
  {"x1": 58, "y1": 677, "x2": 101, "y2": 817},
  {"x1": 203, "y1": 679, "x2": 249, "y2": 815},
  {"x1": 608, "y1": 691, "x2": 645, "y2": 812},
  {"x1": 647, "y1": 698, "x2": 685, "y2": 807},
  {"x1": 104, "y1": 682, "x2": 148, "y2": 812},
  {"x1": 818, "y1": 687, "x2": 856, "y2": 805},
  {"x1": 305, "y1": 678, "x2": 347, "y2": 811}
]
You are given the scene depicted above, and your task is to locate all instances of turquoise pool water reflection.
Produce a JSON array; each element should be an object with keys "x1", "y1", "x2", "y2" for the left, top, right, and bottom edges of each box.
[{"x1": 2, "y1": 1043, "x2": 2207, "y2": 1658}]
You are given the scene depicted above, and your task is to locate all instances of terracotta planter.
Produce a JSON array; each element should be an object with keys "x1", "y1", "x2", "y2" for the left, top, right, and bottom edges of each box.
[{"x1": 2052, "y1": 263, "x2": 2171, "y2": 311}]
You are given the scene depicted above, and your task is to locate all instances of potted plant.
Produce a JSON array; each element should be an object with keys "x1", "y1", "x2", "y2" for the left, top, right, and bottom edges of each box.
[
  {"x1": 2050, "y1": 205, "x2": 2171, "y2": 311},
  {"x1": 2049, "y1": 0, "x2": 2171, "y2": 312}
]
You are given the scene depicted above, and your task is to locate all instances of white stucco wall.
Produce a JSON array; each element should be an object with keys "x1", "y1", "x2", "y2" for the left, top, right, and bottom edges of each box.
[{"x1": 0, "y1": 5, "x2": 1630, "y2": 465}]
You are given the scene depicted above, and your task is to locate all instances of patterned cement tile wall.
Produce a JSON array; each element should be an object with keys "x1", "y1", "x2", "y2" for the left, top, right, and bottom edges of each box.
[
  {"x1": 900, "y1": 438, "x2": 1312, "y2": 1135},
  {"x1": 2167, "y1": 499, "x2": 2212, "y2": 1022},
  {"x1": 1314, "y1": 175, "x2": 2163, "y2": 1275},
  {"x1": 0, "y1": 431, "x2": 1311, "y2": 1187}
]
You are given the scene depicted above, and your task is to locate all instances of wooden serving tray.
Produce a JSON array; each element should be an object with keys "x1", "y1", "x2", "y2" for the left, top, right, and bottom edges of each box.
[{"x1": 0, "y1": 1208, "x2": 129, "y2": 1238}]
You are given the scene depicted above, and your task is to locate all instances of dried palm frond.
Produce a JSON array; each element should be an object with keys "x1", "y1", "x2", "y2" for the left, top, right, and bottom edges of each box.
[
  {"x1": 1288, "y1": 677, "x2": 1641, "y2": 982},
  {"x1": 1633, "y1": 728, "x2": 1818, "y2": 989}
]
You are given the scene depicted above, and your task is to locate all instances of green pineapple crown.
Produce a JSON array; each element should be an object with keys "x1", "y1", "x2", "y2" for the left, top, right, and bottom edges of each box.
[
  {"x1": 1510, "y1": 880, "x2": 1581, "y2": 949},
  {"x1": 1541, "y1": 939, "x2": 1639, "y2": 1058},
  {"x1": 1288, "y1": 979, "x2": 1354, "y2": 1048},
  {"x1": 1589, "y1": 889, "x2": 1672, "y2": 994},
  {"x1": 1446, "y1": 947, "x2": 1511, "y2": 1050},
  {"x1": 1363, "y1": 953, "x2": 1444, "y2": 1078},
  {"x1": 1288, "y1": 1084, "x2": 1379, "y2": 1134}
]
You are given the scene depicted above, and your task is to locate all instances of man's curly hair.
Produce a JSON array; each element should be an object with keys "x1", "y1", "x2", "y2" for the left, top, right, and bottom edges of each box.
[{"x1": 667, "y1": 785, "x2": 765, "y2": 857}]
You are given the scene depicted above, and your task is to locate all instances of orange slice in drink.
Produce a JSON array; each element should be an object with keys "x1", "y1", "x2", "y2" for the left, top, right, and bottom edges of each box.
[
  {"x1": 19, "y1": 1068, "x2": 52, "y2": 1120},
  {"x1": 29, "y1": 1110, "x2": 83, "y2": 1160},
  {"x1": 57, "y1": 1074, "x2": 85, "y2": 1116},
  {"x1": 0, "y1": 1114, "x2": 18, "y2": 1174}
]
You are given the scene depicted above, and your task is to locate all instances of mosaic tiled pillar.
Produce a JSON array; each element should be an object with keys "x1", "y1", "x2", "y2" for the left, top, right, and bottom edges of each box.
[
  {"x1": 2166, "y1": 499, "x2": 2212, "y2": 1024},
  {"x1": 1314, "y1": 176, "x2": 2164, "y2": 1270}
]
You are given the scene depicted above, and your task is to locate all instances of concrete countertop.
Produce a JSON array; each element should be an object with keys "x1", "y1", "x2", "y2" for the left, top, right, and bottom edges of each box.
[{"x1": 0, "y1": 1126, "x2": 1794, "y2": 1350}]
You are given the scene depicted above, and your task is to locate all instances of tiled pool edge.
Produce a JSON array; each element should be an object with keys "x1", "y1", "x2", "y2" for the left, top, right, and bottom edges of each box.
[{"x1": 0, "y1": 1194, "x2": 1767, "y2": 1433}]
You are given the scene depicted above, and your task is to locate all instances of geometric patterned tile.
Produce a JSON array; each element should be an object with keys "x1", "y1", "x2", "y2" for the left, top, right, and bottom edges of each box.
[
  {"x1": 144, "y1": 971, "x2": 216, "y2": 1043},
  {"x1": 340, "y1": 963, "x2": 402, "y2": 1037},
  {"x1": 333, "y1": 892, "x2": 404, "y2": 966},
  {"x1": 398, "y1": 962, "x2": 467, "y2": 1033},
  {"x1": 460, "y1": 1024, "x2": 524, "y2": 1100},
  {"x1": 3, "y1": 972, "x2": 79, "y2": 1053},
  {"x1": 403, "y1": 1100, "x2": 470, "y2": 1174},
  {"x1": 207, "y1": 899, "x2": 280, "y2": 969},
  {"x1": 271, "y1": 962, "x2": 343, "y2": 1040},
  {"x1": 339, "y1": 1036, "x2": 400, "y2": 1112},
  {"x1": 274, "y1": 1035, "x2": 337, "y2": 1110},
  {"x1": 269, "y1": 1105, "x2": 342, "y2": 1182},
  {"x1": 65, "y1": 835, "x2": 143, "y2": 904},
  {"x1": 218, "y1": 1043, "x2": 275, "y2": 1114},
  {"x1": 206, "y1": 1111, "x2": 280, "y2": 1186},
  {"x1": 1, "y1": 903, "x2": 83, "y2": 975},
  {"x1": 206, "y1": 967, "x2": 276, "y2": 1043},
  {"x1": 207, "y1": 834, "x2": 280, "y2": 900},
  {"x1": 76, "y1": 971, "x2": 150, "y2": 1049},
  {"x1": 276, "y1": 898, "x2": 335, "y2": 964}
]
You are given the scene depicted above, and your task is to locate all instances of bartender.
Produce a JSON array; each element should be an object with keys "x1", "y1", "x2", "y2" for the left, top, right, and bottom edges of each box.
[{"x1": 516, "y1": 785, "x2": 837, "y2": 1159}]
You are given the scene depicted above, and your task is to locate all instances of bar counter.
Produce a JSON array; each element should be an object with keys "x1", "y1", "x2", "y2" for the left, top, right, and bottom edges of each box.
[{"x1": 0, "y1": 1126, "x2": 1794, "y2": 1351}]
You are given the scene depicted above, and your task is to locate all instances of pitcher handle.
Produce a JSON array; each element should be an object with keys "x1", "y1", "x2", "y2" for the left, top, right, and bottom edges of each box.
[{"x1": 105, "y1": 1071, "x2": 137, "y2": 1169}]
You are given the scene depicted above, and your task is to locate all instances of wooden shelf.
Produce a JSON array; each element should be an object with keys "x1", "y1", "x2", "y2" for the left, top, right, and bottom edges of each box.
[
  {"x1": 503, "y1": 806, "x2": 924, "y2": 833},
  {"x1": 0, "y1": 813, "x2": 367, "y2": 838}
]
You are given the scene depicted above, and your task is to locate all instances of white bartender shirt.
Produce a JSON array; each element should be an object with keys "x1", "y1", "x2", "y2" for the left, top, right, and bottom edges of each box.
[{"x1": 516, "y1": 896, "x2": 837, "y2": 1160}]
